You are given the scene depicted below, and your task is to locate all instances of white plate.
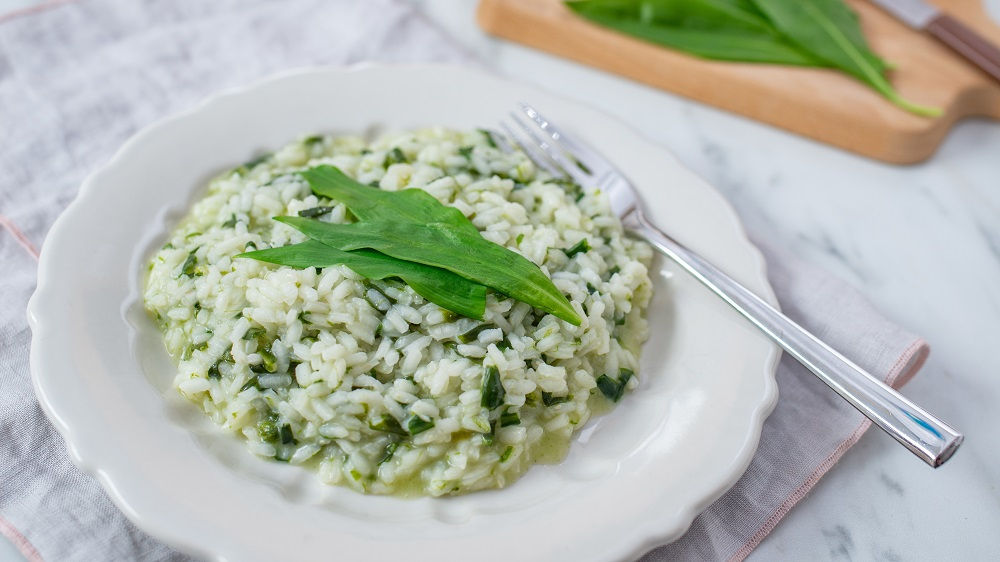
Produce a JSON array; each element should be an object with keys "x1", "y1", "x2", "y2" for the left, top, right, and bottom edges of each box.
[{"x1": 29, "y1": 64, "x2": 779, "y2": 562}]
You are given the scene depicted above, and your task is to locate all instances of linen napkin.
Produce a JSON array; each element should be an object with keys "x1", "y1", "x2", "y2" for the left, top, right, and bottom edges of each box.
[{"x1": 0, "y1": 1, "x2": 928, "y2": 560}]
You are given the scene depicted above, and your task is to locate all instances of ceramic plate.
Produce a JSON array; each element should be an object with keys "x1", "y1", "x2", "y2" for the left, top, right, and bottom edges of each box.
[{"x1": 29, "y1": 64, "x2": 780, "y2": 562}]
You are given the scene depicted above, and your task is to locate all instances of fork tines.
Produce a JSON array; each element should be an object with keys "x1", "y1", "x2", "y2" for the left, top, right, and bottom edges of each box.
[{"x1": 500, "y1": 104, "x2": 598, "y2": 185}]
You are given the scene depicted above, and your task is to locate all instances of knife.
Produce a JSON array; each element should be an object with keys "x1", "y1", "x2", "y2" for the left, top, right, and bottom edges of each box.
[{"x1": 871, "y1": 0, "x2": 1000, "y2": 84}]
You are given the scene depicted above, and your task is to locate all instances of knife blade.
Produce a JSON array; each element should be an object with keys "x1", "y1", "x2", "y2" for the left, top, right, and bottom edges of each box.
[
  {"x1": 870, "y1": 0, "x2": 1000, "y2": 84},
  {"x1": 871, "y1": 0, "x2": 939, "y2": 28}
]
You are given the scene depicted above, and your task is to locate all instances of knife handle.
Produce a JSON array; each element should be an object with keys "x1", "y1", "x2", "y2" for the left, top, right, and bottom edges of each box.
[{"x1": 926, "y1": 14, "x2": 1000, "y2": 84}]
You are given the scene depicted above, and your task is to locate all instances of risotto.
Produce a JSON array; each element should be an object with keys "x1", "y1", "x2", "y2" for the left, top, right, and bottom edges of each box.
[{"x1": 143, "y1": 128, "x2": 653, "y2": 496}]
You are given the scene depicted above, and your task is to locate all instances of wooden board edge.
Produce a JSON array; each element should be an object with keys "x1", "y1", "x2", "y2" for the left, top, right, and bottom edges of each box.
[{"x1": 476, "y1": 0, "x2": 999, "y2": 164}]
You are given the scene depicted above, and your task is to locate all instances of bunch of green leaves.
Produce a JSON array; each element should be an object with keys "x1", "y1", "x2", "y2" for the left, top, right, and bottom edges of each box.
[
  {"x1": 565, "y1": 0, "x2": 940, "y2": 116},
  {"x1": 238, "y1": 165, "x2": 582, "y2": 325}
]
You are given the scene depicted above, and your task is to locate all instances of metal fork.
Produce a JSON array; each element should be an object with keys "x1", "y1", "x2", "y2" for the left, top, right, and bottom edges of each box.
[{"x1": 502, "y1": 103, "x2": 962, "y2": 468}]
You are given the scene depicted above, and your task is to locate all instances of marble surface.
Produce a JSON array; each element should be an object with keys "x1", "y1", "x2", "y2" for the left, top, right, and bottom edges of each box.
[
  {"x1": 412, "y1": 0, "x2": 1000, "y2": 560},
  {"x1": 0, "y1": 1, "x2": 995, "y2": 561}
]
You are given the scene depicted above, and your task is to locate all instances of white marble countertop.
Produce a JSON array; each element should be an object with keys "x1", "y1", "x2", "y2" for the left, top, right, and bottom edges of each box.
[
  {"x1": 412, "y1": 1, "x2": 1000, "y2": 560},
  {"x1": 0, "y1": 1, "x2": 995, "y2": 561}
]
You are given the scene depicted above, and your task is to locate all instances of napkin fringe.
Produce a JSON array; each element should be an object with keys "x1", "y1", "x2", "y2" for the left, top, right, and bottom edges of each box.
[
  {"x1": 0, "y1": 214, "x2": 39, "y2": 260},
  {"x1": 729, "y1": 338, "x2": 929, "y2": 562},
  {"x1": 0, "y1": 0, "x2": 74, "y2": 24},
  {"x1": 0, "y1": 515, "x2": 42, "y2": 562}
]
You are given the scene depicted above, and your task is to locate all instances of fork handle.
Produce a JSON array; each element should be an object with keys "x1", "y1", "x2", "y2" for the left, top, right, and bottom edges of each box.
[{"x1": 626, "y1": 211, "x2": 963, "y2": 467}]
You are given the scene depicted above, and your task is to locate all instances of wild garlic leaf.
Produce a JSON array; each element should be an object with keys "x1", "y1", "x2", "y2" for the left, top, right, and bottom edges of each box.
[
  {"x1": 238, "y1": 240, "x2": 487, "y2": 319},
  {"x1": 297, "y1": 165, "x2": 581, "y2": 325},
  {"x1": 275, "y1": 216, "x2": 583, "y2": 326},
  {"x1": 567, "y1": 0, "x2": 825, "y2": 66},
  {"x1": 574, "y1": 0, "x2": 775, "y2": 35},
  {"x1": 300, "y1": 165, "x2": 479, "y2": 235},
  {"x1": 633, "y1": 0, "x2": 888, "y2": 70},
  {"x1": 750, "y1": 0, "x2": 939, "y2": 115},
  {"x1": 751, "y1": 0, "x2": 891, "y2": 72},
  {"x1": 566, "y1": 0, "x2": 936, "y2": 116}
]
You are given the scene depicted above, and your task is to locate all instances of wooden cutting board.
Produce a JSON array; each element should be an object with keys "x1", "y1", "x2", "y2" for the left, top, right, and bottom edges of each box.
[{"x1": 477, "y1": 0, "x2": 1000, "y2": 164}]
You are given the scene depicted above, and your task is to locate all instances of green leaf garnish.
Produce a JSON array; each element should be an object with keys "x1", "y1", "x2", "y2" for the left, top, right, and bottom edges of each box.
[
  {"x1": 405, "y1": 415, "x2": 435, "y2": 435},
  {"x1": 596, "y1": 368, "x2": 635, "y2": 402},
  {"x1": 239, "y1": 165, "x2": 581, "y2": 325},
  {"x1": 500, "y1": 446, "x2": 514, "y2": 462},
  {"x1": 564, "y1": 238, "x2": 591, "y2": 258},
  {"x1": 243, "y1": 326, "x2": 266, "y2": 341},
  {"x1": 179, "y1": 248, "x2": 198, "y2": 277},
  {"x1": 279, "y1": 423, "x2": 296, "y2": 444},
  {"x1": 257, "y1": 411, "x2": 280, "y2": 443},
  {"x1": 370, "y1": 415, "x2": 408, "y2": 436},
  {"x1": 378, "y1": 439, "x2": 400, "y2": 465},
  {"x1": 499, "y1": 408, "x2": 521, "y2": 427},
  {"x1": 297, "y1": 206, "x2": 335, "y2": 218},
  {"x1": 207, "y1": 350, "x2": 231, "y2": 379},
  {"x1": 276, "y1": 215, "x2": 581, "y2": 325},
  {"x1": 596, "y1": 375, "x2": 620, "y2": 401},
  {"x1": 262, "y1": 353, "x2": 277, "y2": 374},
  {"x1": 239, "y1": 240, "x2": 486, "y2": 319},
  {"x1": 541, "y1": 391, "x2": 571, "y2": 406},
  {"x1": 301, "y1": 166, "x2": 574, "y2": 322},
  {"x1": 457, "y1": 323, "x2": 497, "y2": 344},
  {"x1": 383, "y1": 147, "x2": 408, "y2": 167},
  {"x1": 478, "y1": 128, "x2": 498, "y2": 148},
  {"x1": 300, "y1": 166, "x2": 480, "y2": 236},
  {"x1": 481, "y1": 366, "x2": 506, "y2": 410}
]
